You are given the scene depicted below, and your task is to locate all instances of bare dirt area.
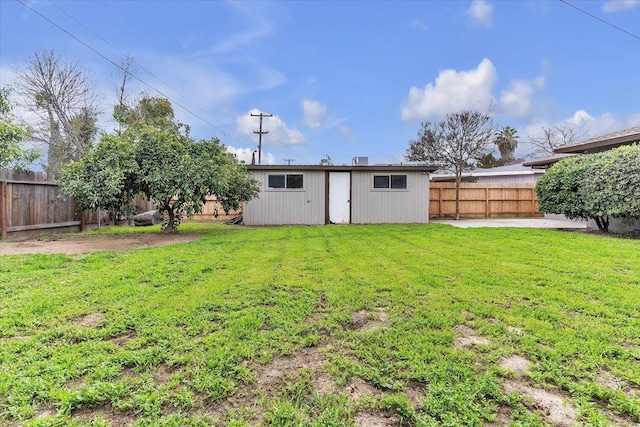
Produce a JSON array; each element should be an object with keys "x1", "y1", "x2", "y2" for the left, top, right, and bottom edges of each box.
[{"x1": 0, "y1": 233, "x2": 201, "y2": 256}]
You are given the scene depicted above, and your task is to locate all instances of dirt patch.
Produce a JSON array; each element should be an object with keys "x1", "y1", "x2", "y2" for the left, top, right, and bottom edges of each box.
[
  {"x1": 500, "y1": 355, "x2": 532, "y2": 375},
  {"x1": 350, "y1": 308, "x2": 390, "y2": 332},
  {"x1": 74, "y1": 312, "x2": 104, "y2": 328},
  {"x1": 487, "y1": 406, "x2": 512, "y2": 426},
  {"x1": 596, "y1": 371, "x2": 639, "y2": 398},
  {"x1": 0, "y1": 233, "x2": 201, "y2": 256},
  {"x1": 108, "y1": 331, "x2": 137, "y2": 346},
  {"x1": 344, "y1": 377, "x2": 382, "y2": 402},
  {"x1": 503, "y1": 379, "x2": 577, "y2": 427},
  {"x1": 405, "y1": 380, "x2": 424, "y2": 406},
  {"x1": 72, "y1": 404, "x2": 137, "y2": 427},
  {"x1": 255, "y1": 346, "x2": 327, "y2": 390},
  {"x1": 454, "y1": 325, "x2": 491, "y2": 348},
  {"x1": 354, "y1": 411, "x2": 401, "y2": 427},
  {"x1": 507, "y1": 326, "x2": 523, "y2": 334}
]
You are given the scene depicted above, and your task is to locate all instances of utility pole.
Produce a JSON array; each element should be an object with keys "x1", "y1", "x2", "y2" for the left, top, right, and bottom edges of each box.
[
  {"x1": 283, "y1": 158, "x2": 294, "y2": 165},
  {"x1": 251, "y1": 112, "x2": 272, "y2": 164}
]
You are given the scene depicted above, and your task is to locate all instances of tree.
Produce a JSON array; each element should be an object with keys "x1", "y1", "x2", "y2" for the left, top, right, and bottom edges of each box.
[
  {"x1": 114, "y1": 95, "x2": 176, "y2": 130},
  {"x1": 16, "y1": 49, "x2": 99, "y2": 174},
  {"x1": 58, "y1": 133, "x2": 138, "y2": 223},
  {"x1": 405, "y1": 110, "x2": 495, "y2": 220},
  {"x1": 527, "y1": 124, "x2": 584, "y2": 156},
  {"x1": 319, "y1": 154, "x2": 333, "y2": 166},
  {"x1": 132, "y1": 125, "x2": 259, "y2": 232},
  {"x1": 582, "y1": 144, "x2": 640, "y2": 226},
  {"x1": 495, "y1": 126, "x2": 518, "y2": 162},
  {"x1": 0, "y1": 86, "x2": 40, "y2": 170}
]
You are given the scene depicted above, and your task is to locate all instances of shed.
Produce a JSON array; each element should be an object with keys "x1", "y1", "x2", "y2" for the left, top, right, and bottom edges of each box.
[{"x1": 243, "y1": 164, "x2": 437, "y2": 225}]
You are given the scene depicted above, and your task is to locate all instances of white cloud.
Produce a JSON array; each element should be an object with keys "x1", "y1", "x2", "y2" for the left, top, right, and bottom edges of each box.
[
  {"x1": 410, "y1": 19, "x2": 428, "y2": 31},
  {"x1": 213, "y1": 2, "x2": 275, "y2": 54},
  {"x1": 402, "y1": 58, "x2": 547, "y2": 121},
  {"x1": 226, "y1": 145, "x2": 275, "y2": 165},
  {"x1": 339, "y1": 125, "x2": 355, "y2": 141},
  {"x1": 236, "y1": 109, "x2": 305, "y2": 146},
  {"x1": 602, "y1": 0, "x2": 640, "y2": 12},
  {"x1": 467, "y1": 0, "x2": 494, "y2": 27},
  {"x1": 301, "y1": 99, "x2": 327, "y2": 128},
  {"x1": 401, "y1": 58, "x2": 497, "y2": 120},
  {"x1": 498, "y1": 75, "x2": 545, "y2": 119}
]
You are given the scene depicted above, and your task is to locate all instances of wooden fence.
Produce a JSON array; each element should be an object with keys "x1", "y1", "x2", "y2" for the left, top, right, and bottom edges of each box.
[
  {"x1": 429, "y1": 183, "x2": 543, "y2": 219},
  {"x1": 0, "y1": 169, "x2": 83, "y2": 240}
]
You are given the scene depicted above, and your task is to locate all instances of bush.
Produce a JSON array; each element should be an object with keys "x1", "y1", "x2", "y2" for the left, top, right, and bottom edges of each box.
[{"x1": 535, "y1": 144, "x2": 640, "y2": 232}]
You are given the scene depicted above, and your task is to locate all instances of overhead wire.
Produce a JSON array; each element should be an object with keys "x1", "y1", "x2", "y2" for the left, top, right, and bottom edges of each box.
[
  {"x1": 17, "y1": 0, "x2": 309, "y2": 163},
  {"x1": 558, "y1": 0, "x2": 640, "y2": 41},
  {"x1": 46, "y1": 0, "x2": 250, "y2": 144}
]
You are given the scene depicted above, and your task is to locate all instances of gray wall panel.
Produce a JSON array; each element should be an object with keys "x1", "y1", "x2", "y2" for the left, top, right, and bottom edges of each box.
[
  {"x1": 351, "y1": 171, "x2": 429, "y2": 223},
  {"x1": 244, "y1": 170, "x2": 325, "y2": 225}
]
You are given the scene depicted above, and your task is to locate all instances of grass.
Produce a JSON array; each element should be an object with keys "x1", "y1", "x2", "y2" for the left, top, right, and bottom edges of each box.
[{"x1": 0, "y1": 223, "x2": 639, "y2": 426}]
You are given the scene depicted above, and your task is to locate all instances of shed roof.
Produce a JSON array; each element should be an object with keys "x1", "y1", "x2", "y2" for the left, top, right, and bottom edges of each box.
[{"x1": 246, "y1": 164, "x2": 438, "y2": 172}]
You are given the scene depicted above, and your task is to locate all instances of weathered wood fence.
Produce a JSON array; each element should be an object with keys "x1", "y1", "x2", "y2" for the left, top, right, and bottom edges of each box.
[
  {"x1": 0, "y1": 169, "x2": 83, "y2": 240},
  {"x1": 429, "y1": 183, "x2": 543, "y2": 219}
]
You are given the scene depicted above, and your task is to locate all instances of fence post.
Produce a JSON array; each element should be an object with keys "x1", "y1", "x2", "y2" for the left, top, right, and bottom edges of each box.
[
  {"x1": 1, "y1": 181, "x2": 7, "y2": 240},
  {"x1": 485, "y1": 187, "x2": 489, "y2": 217},
  {"x1": 438, "y1": 188, "x2": 442, "y2": 217}
]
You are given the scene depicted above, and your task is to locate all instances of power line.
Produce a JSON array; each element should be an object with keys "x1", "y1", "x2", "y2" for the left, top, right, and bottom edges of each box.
[
  {"x1": 558, "y1": 0, "x2": 640, "y2": 41},
  {"x1": 16, "y1": 0, "x2": 310, "y2": 164},
  {"x1": 16, "y1": 0, "x2": 255, "y2": 148},
  {"x1": 46, "y1": 0, "x2": 248, "y2": 143},
  {"x1": 251, "y1": 112, "x2": 272, "y2": 165}
]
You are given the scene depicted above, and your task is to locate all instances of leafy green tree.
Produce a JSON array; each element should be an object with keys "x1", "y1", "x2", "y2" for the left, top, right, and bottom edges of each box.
[
  {"x1": 133, "y1": 125, "x2": 259, "y2": 232},
  {"x1": 58, "y1": 134, "x2": 138, "y2": 223},
  {"x1": 536, "y1": 154, "x2": 608, "y2": 230},
  {"x1": 114, "y1": 96, "x2": 176, "y2": 130},
  {"x1": 405, "y1": 110, "x2": 495, "y2": 220},
  {"x1": 583, "y1": 144, "x2": 640, "y2": 225},
  {"x1": 494, "y1": 126, "x2": 518, "y2": 162},
  {"x1": 0, "y1": 86, "x2": 40, "y2": 170}
]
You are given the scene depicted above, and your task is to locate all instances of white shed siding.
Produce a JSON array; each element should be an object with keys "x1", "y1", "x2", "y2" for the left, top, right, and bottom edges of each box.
[
  {"x1": 243, "y1": 170, "x2": 325, "y2": 225},
  {"x1": 351, "y1": 171, "x2": 429, "y2": 223}
]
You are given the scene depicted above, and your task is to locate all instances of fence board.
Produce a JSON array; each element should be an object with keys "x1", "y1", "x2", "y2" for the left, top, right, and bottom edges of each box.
[{"x1": 430, "y1": 182, "x2": 542, "y2": 219}]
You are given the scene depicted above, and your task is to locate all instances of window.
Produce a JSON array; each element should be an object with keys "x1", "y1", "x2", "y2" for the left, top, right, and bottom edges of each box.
[
  {"x1": 268, "y1": 174, "x2": 304, "y2": 189},
  {"x1": 373, "y1": 174, "x2": 407, "y2": 189}
]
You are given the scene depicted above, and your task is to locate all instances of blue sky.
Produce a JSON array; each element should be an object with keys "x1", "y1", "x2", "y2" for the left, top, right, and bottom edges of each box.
[{"x1": 1, "y1": 0, "x2": 639, "y2": 166}]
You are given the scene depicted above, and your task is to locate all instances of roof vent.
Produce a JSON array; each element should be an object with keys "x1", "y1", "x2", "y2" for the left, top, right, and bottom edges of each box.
[{"x1": 352, "y1": 156, "x2": 368, "y2": 166}]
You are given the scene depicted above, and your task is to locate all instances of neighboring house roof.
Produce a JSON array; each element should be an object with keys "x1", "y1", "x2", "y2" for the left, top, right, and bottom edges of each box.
[
  {"x1": 431, "y1": 162, "x2": 545, "y2": 181},
  {"x1": 246, "y1": 164, "x2": 439, "y2": 172},
  {"x1": 554, "y1": 126, "x2": 640, "y2": 154},
  {"x1": 522, "y1": 153, "x2": 578, "y2": 169},
  {"x1": 523, "y1": 125, "x2": 640, "y2": 169}
]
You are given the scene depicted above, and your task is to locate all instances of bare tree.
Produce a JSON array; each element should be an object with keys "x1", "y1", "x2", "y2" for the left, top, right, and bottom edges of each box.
[
  {"x1": 112, "y1": 56, "x2": 136, "y2": 132},
  {"x1": 526, "y1": 124, "x2": 585, "y2": 156},
  {"x1": 16, "y1": 49, "x2": 99, "y2": 174},
  {"x1": 405, "y1": 110, "x2": 495, "y2": 220}
]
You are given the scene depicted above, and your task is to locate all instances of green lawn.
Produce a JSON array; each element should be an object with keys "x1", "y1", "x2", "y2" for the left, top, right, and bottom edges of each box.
[{"x1": 1, "y1": 224, "x2": 639, "y2": 427}]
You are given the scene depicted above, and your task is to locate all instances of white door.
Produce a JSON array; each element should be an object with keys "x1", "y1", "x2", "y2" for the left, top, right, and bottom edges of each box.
[{"x1": 329, "y1": 172, "x2": 350, "y2": 224}]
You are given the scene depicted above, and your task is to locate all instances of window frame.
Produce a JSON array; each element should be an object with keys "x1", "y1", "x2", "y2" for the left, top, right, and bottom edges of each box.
[
  {"x1": 371, "y1": 173, "x2": 408, "y2": 191},
  {"x1": 266, "y1": 173, "x2": 305, "y2": 191}
]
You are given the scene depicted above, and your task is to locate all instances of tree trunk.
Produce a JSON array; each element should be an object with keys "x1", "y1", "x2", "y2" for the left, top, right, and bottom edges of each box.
[
  {"x1": 594, "y1": 216, "x2": 610, "y2": 232},
  {"x1": 164, "y1": 206, "x2": 175, "y2": 233},
  {"x1": 455, "y1": 174, "x2": 461, "y2": 220}
]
